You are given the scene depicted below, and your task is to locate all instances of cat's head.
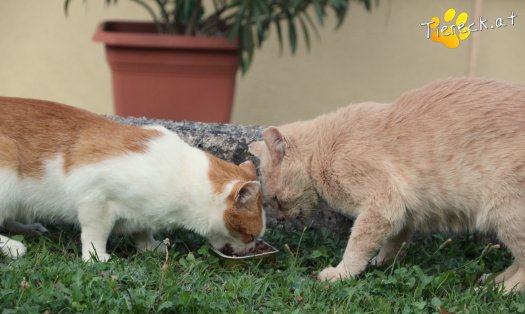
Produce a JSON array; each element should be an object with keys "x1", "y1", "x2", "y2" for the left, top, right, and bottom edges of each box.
[
  {"x1": 249, "y1": 127, "x2": 319, "y2": 219},
  {"x1": 206, "y1": 158, "x2": 266, "y2": 255}
]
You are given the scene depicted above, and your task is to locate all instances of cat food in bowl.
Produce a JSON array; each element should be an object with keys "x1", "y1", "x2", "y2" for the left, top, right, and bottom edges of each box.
[{"x1": 210, "y1": 239, "x2": 278, "y2": 267}]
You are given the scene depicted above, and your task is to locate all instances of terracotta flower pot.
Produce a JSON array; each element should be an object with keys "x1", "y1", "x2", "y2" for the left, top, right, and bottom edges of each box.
[{"x1": 93, "y1": 21, "x2": 239, "y2": 123}]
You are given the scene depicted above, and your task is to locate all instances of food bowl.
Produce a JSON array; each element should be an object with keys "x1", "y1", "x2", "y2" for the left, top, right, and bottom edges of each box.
[{"x1": 209, "y1": 239, "x2": 279, "y2": 267}]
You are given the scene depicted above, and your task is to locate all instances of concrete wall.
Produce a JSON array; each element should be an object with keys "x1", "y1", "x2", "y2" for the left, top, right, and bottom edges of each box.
[{"x1": 1, "y1": 0, "x2": 523, "y2": 125}]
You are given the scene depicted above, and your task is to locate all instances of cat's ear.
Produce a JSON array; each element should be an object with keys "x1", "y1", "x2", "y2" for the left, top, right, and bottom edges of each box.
[
  {"x1": 234, "y1": 181, "x2": 261, "y2": 208},
  {"x1": 262, "y1": 127, "x2": 286, "y2": 163},
  {"x1": 239, "y1": 160, "x2": 256, "y2": 179},
  {"x1": 248, "y1": 141, "x2": 264, "y2": 158}
]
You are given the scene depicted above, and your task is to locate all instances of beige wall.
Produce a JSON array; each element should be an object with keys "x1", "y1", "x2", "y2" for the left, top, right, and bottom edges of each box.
[{"x1": 1, "y1": 0, "x2": 524, "y2": 125}]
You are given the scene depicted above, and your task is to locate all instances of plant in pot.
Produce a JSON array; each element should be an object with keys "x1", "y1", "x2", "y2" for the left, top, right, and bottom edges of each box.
[{"x1": 65, "y1": 0, "x2": 373, "y2": 122}]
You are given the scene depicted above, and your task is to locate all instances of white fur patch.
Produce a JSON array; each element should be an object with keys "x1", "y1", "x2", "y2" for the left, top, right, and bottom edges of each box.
[{"x1": 0, "y1": 126, "x2": 247, "y2": 260}]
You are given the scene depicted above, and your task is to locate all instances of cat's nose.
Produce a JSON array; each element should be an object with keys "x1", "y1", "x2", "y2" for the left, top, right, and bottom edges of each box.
[
  {"x1": 276, "y1": 199, "x2": 283, "y2": 211},
  {"x1": 276, "y1": 210, "x2": 286, "y2": 221},
  {"x1": 267, "y1": 195, "x2": 288, "y2": 212},
  {"x1": 275, "y1": 198, "x2": 289, "y2": 212},
  {"x1": 267, "y1": 195, "x2": 278, "y2": 209}
]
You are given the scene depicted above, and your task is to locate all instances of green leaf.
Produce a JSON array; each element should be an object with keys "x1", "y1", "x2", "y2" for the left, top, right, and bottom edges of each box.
[
  {"x1": 414, "y1": 300, "x2": 427, "y2": 310},
  {"x1": 157, "y1": 301, "x2": 174, "y2": 311},
  {"x1": 251, "y1": 1, "x2": 264, "y2": 47},
  {"x1": 361, "y1": 0, "x2": 372, "y2": 11},
  {"x1": 253, "y1": 0, "x2": 272, "y2": 48},
  {"x1": 298, "y1": 15, "x2": 311, "y2": 50},
  {"x1": 227, "y1": 2, "x2": 246, "y2": 42},
  {"x1": 515, "y1": 302, "x2": 525, "y2": 313},
  {"x1": 309, "y1": 250, "x2": 323, "y2": 258},
  {"x1": 187, "y1": 252, "x2": 195, "y2": 262},
  {"x1": 274, "y1": 19, "x2": 284, "y2": 53},
  {"x1": 182, "y1": 0, "x2": 193, "y2": 22},
  {"x1": 254, "y1": 0, "x2": 270, "y2": 15},
  {"x1": 12, "y1": 235, "x2": 25, "y2": 242},
  {"x1": 302, "y1": 11, "x2": 321, "y2": 39},
  {"x1": 287, "y1": 14, "x2": 297, "y2": 54},
  {"x1": 64, "y1": 0, "x2": 72, "y2": 15},
  {"x1": 313, "y1": 0, "x2": 325, "y2": 25},
  {"x1": 179, "y1": 256, "x2": 188, "y2": 268},
  {"x1": 431, "y1": 297, "x2": 442, "y2": 308},
  {"x1": 197, "y1": 245, "x2": 208, "y2": 256},
  {"x1": 331, "y1": 1, "x2": 350, "y2": 29},
  {"x1": 241, "y1": 22, "x2": 255, "y2": 73},
  {"x1": 67, "y1": 0, "x2": 367, "y2": 74}
]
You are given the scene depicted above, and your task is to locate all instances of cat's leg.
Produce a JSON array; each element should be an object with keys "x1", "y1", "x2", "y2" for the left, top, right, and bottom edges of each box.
[
  {"x1": 491, "y1": 199, "x2": 525, "y2": 293},
  {"x1": 0, "y1": 234, "x2": 27, "y2": 258},
  {"x1": 478, "y1": 260, "x2": 519, "y2": 290},
  {"x1": 498, "y1": 265, "x2": 525, "y2": 293},
  {"x1": 78, "y1": 203, "x2": 115, "y2": 262},
  {"x1": 370, "y1": 227, "x2": 412, "y2": 267},
  {"x1": 2, "y1": 220, "x2": 48, "y2": 236},
  {"x1": 318, "y1": 198, "x2": 405, "y2": 281},
  {"x1": 134, "y1": 230, "x2": 163, "y2": 253},
  {"x1": 491, "y1": 260, "x2": 520, "y2": 285}
]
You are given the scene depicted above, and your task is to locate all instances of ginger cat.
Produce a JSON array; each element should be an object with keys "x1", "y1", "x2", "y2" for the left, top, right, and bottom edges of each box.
[
  {"x1": 249, "y1": 78, "x2": 525, "y2": 292},
  {"x1": 0, "y1": 97, "x2": 265, "y2": 261}
]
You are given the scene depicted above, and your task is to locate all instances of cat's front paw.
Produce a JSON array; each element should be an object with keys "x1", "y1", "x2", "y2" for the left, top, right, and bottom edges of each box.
[
  {"x1": 478, "y1": 273, "x2": 495, "y2": 284},
  {"x1": 370, "y1": 255, "x2": 387, "y2": 267},
  {"x1": 318, "y1": 266, "x2": 350, "y2": 282},
  {"x1": 82, "y1": 252, "x2": 111, "y2": 262},
  {"x1": 0, "y1": 239, "x2": 27, "y2": 259},
  {"x1": 96, "y1": 253, "x2": 111, "y2": 262}
]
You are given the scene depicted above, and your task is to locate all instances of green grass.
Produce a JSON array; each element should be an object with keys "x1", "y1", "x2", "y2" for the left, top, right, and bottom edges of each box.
[{"x1": 1, "y1": 225, "x2": 525, "y2": 313}]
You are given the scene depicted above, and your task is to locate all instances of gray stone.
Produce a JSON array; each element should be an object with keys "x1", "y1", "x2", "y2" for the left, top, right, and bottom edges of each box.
[
  {"x1": 108, "y1": 116, "x2": 264, "y2": 165},
  {"x1": 108, "y1": 115, "x2": 353, "y2": 234}
]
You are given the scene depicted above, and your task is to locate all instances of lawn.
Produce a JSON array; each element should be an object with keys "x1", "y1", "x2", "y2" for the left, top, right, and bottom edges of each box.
[{"x1": 1, "y1": 224, "x2": 525, "y2": 313}]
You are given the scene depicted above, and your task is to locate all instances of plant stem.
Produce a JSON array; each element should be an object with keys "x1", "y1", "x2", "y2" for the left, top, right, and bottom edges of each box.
[
  {"x1": 156, "y1": 238, "x2": 171, "y2": 304},
  {"x1": 129, "y1": 0, "x2": 163, "y2": 33},
  {"x1": 155, "y1": 0, "x2": 176, "y2": 33},
  {"x1": 184, "y1": 0, "x2": 202, "y2": 35},
  {"x1": 200, "y1": 6, "x2": 229, "y2": 35}
]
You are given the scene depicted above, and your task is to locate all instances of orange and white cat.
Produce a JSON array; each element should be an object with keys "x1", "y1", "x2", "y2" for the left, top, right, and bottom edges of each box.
[
  {"x1": 249, "y1": 78, "x2": 525, "y2": 292},
  {"x1": 0, "y1": 97, "x2": 265, "y2": 261}
]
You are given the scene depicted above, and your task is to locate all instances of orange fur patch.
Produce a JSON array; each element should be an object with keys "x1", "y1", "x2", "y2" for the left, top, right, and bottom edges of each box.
[
  {"x1": 223, "y1": 181, "x2": 264, "y2": 243},
  {"x1": 206, "y1": 153, "x2": 256, "y2": 193},
  {"x1": 0, "y1": 97, "x2": 161, "y2": 178},
  {"x1": 206, "y1": 154, "x2": 263, "y2": 243}
]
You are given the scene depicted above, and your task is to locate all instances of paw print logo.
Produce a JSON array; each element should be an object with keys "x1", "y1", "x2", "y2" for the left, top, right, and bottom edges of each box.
[{"x1": 430, "y1": 8, "x2": 470, "y2": 48}]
